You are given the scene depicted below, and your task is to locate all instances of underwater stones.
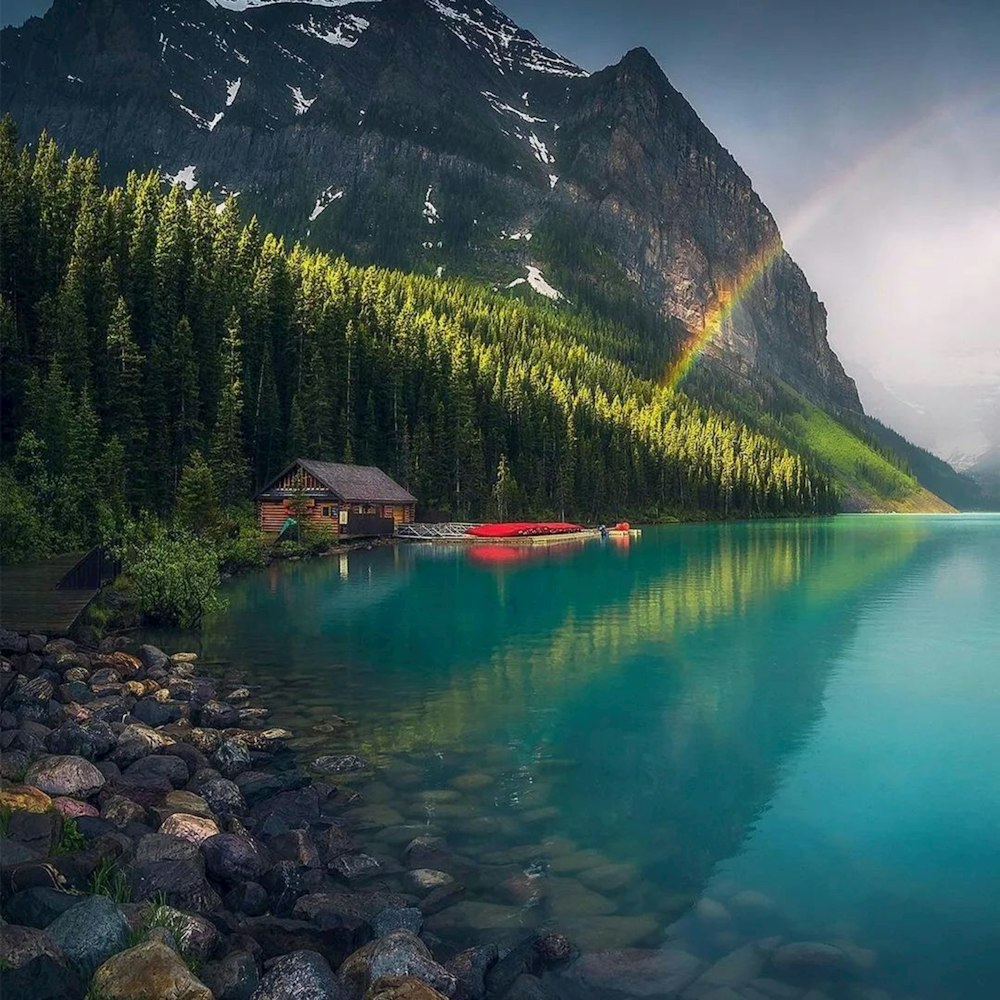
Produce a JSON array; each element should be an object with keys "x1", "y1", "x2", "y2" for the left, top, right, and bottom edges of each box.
[
  {"x1": 24, "y1": 754, "x2": 105, "y2": 798},
  {"x1": 728, "y1": 889, "x2": 777, "y2": 917},
  {"x1": 577, "y1": 861, "x2": 638, "y2": 893},
  {"x1": 345, "y1": 804, "x2": 407, "y2": 829},
  {"x1": 545, "y1": 877, "x2": 617, "y2": 918},
  {"x1": 693, "y1": 897, "x2": 732, "y2": 925},
  {"x1": 770, "y1": 942, "x2": 852, "y2": 976},
  {"x1": 313, "y1": 753, "x2": 370, "y2": 774},
  {"x1": 558, "y1": 914, "x2": 660, "y2": 951},
  {"x1": 549, "y1": 850, "x2": 608, "y2": 875},
  {"x1": 341, "y1": 930, "x2": 455, "y2": 999},
  {"x1": 567, "y1": 947, "x2": 704, "y2": 997},
  {"x1": 93, "y1": 938, "x2": 212, "y2": 1000},
  {"x1": 448, "y1": 772, "x2": 495, "y2": 792},
  {"x1": 445, "y1": 944, "x2": 498, "y2": 1000},
  {"x1": 689, "y1": 940, "x2": 774, "y2": 992},
  {"x1": 404, "y1": 869, "x2": 455, "y2": 893},
  {"x1": 424, "y1": 901, "x2": 525, "y2": 933}
]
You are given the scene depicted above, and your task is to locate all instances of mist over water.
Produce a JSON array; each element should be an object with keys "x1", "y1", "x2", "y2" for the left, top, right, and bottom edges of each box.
[{"x1": 156, "y1": 515, "x2": 1000, "y2": 998}]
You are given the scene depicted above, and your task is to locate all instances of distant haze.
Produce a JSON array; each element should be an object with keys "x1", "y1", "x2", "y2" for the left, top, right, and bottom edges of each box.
[{"x1": 4, "y1": 0, "x2": 998, "y2": 463}]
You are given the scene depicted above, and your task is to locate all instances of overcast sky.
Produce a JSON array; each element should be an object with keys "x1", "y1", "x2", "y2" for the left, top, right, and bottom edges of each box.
[{"x1": 4, "y1": 0, "x2": 999, "y2": 399}]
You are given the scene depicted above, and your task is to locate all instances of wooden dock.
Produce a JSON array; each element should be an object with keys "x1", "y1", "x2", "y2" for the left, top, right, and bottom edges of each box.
[{"x1": 0, "y1": 552, "x2": 96, "y2": 636}]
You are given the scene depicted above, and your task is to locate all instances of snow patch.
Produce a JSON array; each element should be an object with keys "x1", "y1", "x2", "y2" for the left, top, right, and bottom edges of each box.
[
  {"x1": 66, "y1": 75, "x2": 82, "y2": 83},
  {"x1": 171, "y1": 91, "x2": 224, "y2": 131},
  {"x1": 528, "y1": 133, "x2": 553, "y2": 165},
  {"x1": 501, "y1": 230, "x2": 532, "y2": 241},
  {"x1": 225, "y1": 78, "x2": 242, "y2": 106},
  {"x1": 482, "y1": 91, "x2": 546, "y2": 124},
  {"x1": 423, "y1": 186, "x2": 440, "y2": 224},
  {"x1": 548, "y1": 174, "x2": 559, "y2": 189},
  {"x1": 296, "y1": 13, "x2": 369, "y2": 47},
  {"x1": 288, "y1": 85, "x2": 316, "y2": 115},
  {"x1": 507, "y1": 265, "x2": 563, "y2": 301},
  {"x1": 164, "y1": 165, "x2": 198, "y2": 191},
  {"x1": 310, "y1": 186, "x2": 343, "y2": 221},
  {"x1": 208, "y1": 0, "x2": 377, "y2": 8}
]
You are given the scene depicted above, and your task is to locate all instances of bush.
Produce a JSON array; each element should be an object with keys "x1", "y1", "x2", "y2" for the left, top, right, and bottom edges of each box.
[
  {"x1": 217, "y1": 503, "x2": 267, "y2": 572},
  {"x1": 112, "y1": 516, "x2": 225, "y2": 628}
]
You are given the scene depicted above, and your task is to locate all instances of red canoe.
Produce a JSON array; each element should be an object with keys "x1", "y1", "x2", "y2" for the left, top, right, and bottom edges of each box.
[{"x1": 466, "y1": 521, "x2": 584, "y2": 538}]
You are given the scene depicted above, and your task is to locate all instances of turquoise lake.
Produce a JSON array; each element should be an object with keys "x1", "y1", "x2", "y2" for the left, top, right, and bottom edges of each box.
[{"x1": 181, "y1": 515, "x2": 1000, "y2": 998}]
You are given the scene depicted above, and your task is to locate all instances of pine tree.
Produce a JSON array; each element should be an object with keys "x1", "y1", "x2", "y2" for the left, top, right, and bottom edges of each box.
[
  {"x1": 210, "y1": 310, "x2": 249, "y2": 505},
  {"x1": 175, "y1": 449, "x2": 220, "y2": 535}
]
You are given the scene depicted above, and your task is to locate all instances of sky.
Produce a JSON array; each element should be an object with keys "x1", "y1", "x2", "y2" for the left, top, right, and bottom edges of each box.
[{"x1": 4, "y1": 0, "x2": 999, "y2": 456}]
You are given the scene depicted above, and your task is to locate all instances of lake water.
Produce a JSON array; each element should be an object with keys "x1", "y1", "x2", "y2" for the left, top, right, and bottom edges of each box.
[{"x1": 177, "y1": 515, "x2": 999, "y2": 998}]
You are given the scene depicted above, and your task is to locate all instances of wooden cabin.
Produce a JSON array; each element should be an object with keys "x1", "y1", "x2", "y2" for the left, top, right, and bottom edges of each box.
[{"x1": 255, "y1": 459, "x2": 417, "y2": 535}]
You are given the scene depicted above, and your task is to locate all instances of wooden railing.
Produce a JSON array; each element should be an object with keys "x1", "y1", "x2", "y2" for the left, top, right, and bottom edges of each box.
[
  {"x1": 56, "y1": 546, "x2": 120, "y2": 591},
  {"x1": 344, "y1": 513, "x2": 395, "y2": 537}
]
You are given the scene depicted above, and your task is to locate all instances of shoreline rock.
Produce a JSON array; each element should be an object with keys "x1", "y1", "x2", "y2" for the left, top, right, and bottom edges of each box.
[{"x1": 0, "y1": 630, "x2": 576, "y2": 1000}]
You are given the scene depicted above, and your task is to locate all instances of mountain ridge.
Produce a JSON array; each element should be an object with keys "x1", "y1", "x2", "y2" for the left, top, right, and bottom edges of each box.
[{"x1": 1, "y1": 0, "x2": 861, "y2": 415}]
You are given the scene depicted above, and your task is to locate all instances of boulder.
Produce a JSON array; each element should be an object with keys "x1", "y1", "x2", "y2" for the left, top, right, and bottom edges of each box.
[
  {"x1": 153, "y1": 789, "x2": 215, "y2": 822},
  {"x1": 124, "y1": 754, "x2": 190, "y2": 789},
  {"x1": 251, "y1": 949, "x2": 339, "y2": 1000},
  {"x1": 200, "y1": 700, "x2": 240, "y2": 730},
  {"x1": 445, "y1": 945, "x2": 498, "y2": 1000},
  {"x1": 330, "y1": 853, "x2": 382, "y2": 883},
  {"x1": 251, "y1": 786, "x2": 320, "y2": 836},
  {"x1": 372, "y1": 907, "x2": 423, "y2": 938},
  {"x1": 101, "y1": 794, "x2": 149, "y2": 829},
  {"x1": 268, "y1": 829, "x2": 322, "y2": 868},
  {"x1": 366, "y1": 930, "x2": 455, "y2": 997},
  {"x1": 211, "y1": 739, "x2": 252, "y2": 779},
  {"x1": 1, "y1": 887, "x2": 80, "y2": 928},
  {"x1": 198, "y1": 776, "x2": 246, "y2": 817},
  {"x1": 201, "y1": 833, "x2": 268, "y2": 884},
  {"x1": 364, "y1": 978, "x2": 449, "y2": 1000},
  {"x1": 7, "y1": 808, "x2": 63, "y2": 856},
  {"x1": 45, "y1": 721, "x2": 99, "y2": 759},
  {"x1": 202, "y1": 950, "x2": 261, "y2": 1000},
  {"x1": 52, "y1": 796, "x2": 100, "y2": 819},
  {"x1": 46, "y1": 894, "x2": 130, "y2": 977},
  {"x1": 158, "y1": 812, "x2": 221, "y2": 845},
  {"x1": 137, "y1": 645, "x2": 170, "y2": 673},
  {"x1": 92, "y1": 938, "x2": 212, "y2": 1000},
  {"x1": 223, "y1": 881, "x2": 269, "y2": 917},
  {"x1": 0, "y1": 748, "x2": 29, "y2": 781},
  {"x1": 128, "y1": 857, "x2": 222, "y2": 911},
  {"x1": 0, "y1": 783, "x2": 53, "y2": 813},
  {"x1": 0, "y1": 924, "x2": 83, "y2": 1000},
  {"x1": 24, "y1": 755, "x2": 105, "y2": 798}
]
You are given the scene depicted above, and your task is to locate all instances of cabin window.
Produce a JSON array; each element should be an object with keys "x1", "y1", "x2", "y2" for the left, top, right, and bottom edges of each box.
[{"x1": 322, "y1": 505, "x2": 331, "y2": 517}]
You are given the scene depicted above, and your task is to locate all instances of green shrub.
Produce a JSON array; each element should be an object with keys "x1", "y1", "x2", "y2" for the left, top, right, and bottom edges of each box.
[{"x1": 112, "y1": 516, "x2": 225, "y2": 628}]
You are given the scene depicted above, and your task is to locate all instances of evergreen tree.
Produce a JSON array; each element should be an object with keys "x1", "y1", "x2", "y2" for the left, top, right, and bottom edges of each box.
[
  {"x1": 210, "y1": 310, "x2": 249, "y2": 504},
  {"x1": 175, "y1": 450, "x2": 220, "y2": 535}
]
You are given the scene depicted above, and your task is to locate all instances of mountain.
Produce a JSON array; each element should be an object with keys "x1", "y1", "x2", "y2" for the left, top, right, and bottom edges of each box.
[
  {"x1": 0, "y1": 0, "x2": 972, "y2": 511},
  {"x1": 2, "y1": 0, "x2": 859, "y2": 412}
]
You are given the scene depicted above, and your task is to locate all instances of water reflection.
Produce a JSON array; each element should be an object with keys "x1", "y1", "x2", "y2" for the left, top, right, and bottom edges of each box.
[{"x1": 149, "y1": 516, "x2": 1000, "y2": 998}]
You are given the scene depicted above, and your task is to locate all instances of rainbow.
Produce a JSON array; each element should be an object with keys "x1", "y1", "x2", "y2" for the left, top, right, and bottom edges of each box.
[{"x1": 661, "y1": 81, "x2": 1000, "y2": 393}]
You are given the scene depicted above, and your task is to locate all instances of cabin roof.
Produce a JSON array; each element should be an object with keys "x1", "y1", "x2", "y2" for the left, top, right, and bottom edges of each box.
[{"x1": 256, "y1": 458, "x2": 417, "y2": 504}]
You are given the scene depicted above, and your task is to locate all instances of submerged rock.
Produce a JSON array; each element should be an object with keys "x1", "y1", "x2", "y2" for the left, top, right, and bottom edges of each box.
[{"x1": 566, "y1": 947, "x2": 704, "y2": 997}]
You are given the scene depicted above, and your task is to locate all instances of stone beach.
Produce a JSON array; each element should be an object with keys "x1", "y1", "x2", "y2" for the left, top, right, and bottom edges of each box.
[{"x1": 1, "y1": 626, "x2": 891, "y2": 999}]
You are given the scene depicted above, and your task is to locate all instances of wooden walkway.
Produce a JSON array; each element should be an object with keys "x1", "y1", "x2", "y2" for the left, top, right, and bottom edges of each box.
[{"x1": 0, "y1": 552, "x2": 96, "y2": 635}]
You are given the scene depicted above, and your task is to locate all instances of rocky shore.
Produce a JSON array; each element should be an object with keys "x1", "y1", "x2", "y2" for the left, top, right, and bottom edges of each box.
[{"x1": 0, "y1": 628, "x2": 574, "y2": 1000}]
